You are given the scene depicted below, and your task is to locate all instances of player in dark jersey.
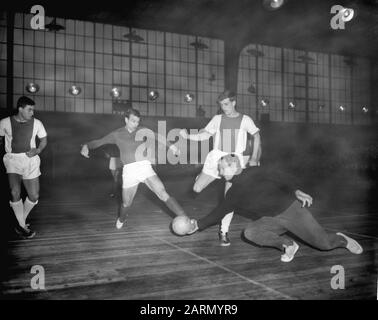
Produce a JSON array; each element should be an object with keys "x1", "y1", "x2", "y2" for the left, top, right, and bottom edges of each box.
[
  {"x1": 80, "y1": 108, "x2": 187, "y2": 229},
  {"x1": 186, "y1": 155, "x2": 363, "y2": 262}
]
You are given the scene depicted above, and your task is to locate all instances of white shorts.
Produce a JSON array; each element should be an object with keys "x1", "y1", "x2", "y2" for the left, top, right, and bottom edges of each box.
[
  {"x1": 202, "y1": 149, "x2": 247, "y2": 179},
  {"x1": 109, "y1": 157, "x2": 122, "y2": 170},
  {"x1": 122, "y1": 160, "x2": 157, "y2": 188},
  {"x1": 3, "y1": 153, "x2": 41, "y2": 180}
]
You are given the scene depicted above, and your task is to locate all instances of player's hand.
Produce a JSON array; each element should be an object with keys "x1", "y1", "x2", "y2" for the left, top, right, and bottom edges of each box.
[
  {"x1": 80, "y1": 144, "x2": 90, "y2": 158},
  {"x1": 26, "y1": 148, "x2": 40, "y2": 158},
  {"x1": 169, "y1": 144, "x2": 180, "y2": 157},
  {"x1": 295, "y1": 190, "x2": 313, "y2": 207},
  {"x1": 179, "y1": 129, "x2": 188, "y2": 139},
  {"x1": 186, "y1": 219, "x2": 199, "y2": 235}
]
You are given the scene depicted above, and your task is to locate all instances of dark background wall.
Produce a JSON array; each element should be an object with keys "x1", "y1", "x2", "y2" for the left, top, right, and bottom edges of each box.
[{"x1": 1, "y1": 109, "x2": 376, "y2": 184}]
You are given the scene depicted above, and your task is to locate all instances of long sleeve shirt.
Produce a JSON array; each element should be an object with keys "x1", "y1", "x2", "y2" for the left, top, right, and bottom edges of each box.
[
  {"x1": 86, "y1": 126, "x2": 171, "y2": 165},
  {"x1": 198, "y1": 165, "x2": 301, "y2": 230}
]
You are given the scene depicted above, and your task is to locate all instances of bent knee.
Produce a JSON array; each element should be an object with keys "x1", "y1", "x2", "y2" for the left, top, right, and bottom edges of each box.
[
  {"x1": 122, "y1": 199, "x2": 133, "y2": 208},
  {"x1": 243, "y1": 227, "x2": 259, "y2": 242},
  {"x1": 193, "y1": 184, "x2": 203, "y2": 193},
  {"x1": 10, "y1": 189, "x2": 21, "y2": 200},
  {"x1": 28, "y1": 193, "x2": 39, "y2": 202}
]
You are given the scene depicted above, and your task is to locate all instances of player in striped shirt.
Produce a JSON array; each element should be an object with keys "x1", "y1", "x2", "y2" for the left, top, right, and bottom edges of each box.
[{"x1": 0, "y1": 96, "x2": 47, "y2": 239}]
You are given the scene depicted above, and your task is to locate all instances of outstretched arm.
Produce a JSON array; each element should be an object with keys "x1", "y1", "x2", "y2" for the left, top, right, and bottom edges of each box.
[
  {"x1": 196, "y1": 197, "x2": 236, "y2": 231},
  {"x1": 80, "y1": 133, "x2": 115, "y2": 158},
  {"x1": 180, "y1": 115, "x2": 218, "y2": 141},
  {"x1": 179, "y1": 128, "x2": 212, "y2": 141},
  {"x1": 196, "y1": 184, "x2": 239, "y2": 231}
]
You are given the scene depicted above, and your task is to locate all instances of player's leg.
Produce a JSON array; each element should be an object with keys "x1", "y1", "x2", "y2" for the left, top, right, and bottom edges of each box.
[
  {"x1": 243, "y1": 216, "x2": 292, "y2": 250},
  {"x1": 109, "y1": 168, "x2": 118, "y2": 197},
  {"x1": 22, "y1": 177, "x2": 40, "y2": 223},
  {"x1": 109, "y1": 157, "x2": 119, "y2": 197},
  {"x1": 114, "y1": 168, "x2": 122, "y2": 197},
  {"x1": 19, "y1": 154, "x2": 41, "y2": 233},
  {"x1": 144, "y1": 174, "x2": 186, "y2": 216},
  {"x1": 277, "y1": 201, "x2": 360, "y2": 252},
  {"x1": 117, "y1": 184, "x2": 139, "y2": 229},
  {"x1": 243, "y1": 216, "x2": 298, "y2": 262},
  {"x1": 219, "y1": 180, "x2": 233, "y2": 246},
  {"x1": 193, "y1": 149, "x2": 224, "y2": 194},
  {"x1": 8, "y1": 173, "x2": 25, "y2": 228},
  {"x1": 193, "y1": 172, "x2": 216, "y2": 193}
]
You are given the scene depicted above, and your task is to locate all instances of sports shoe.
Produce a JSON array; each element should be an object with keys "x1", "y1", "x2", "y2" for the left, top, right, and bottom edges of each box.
[
  {"x1": 186, "y1": 219, "x2": 199, "y2": 235},
  {"x1": 281, "y1": 241, "x2": 299, "y2": 262},
  {"x1": 116, "y1": 218, "x2": 126, "y2": 230},
  {"x1": 15, "y1": 225, "x2": 36, "y2": 239},
  {"x1": 218, "y1": 231, "x2": 231, "y2": 246},
  {"x1": 336, "y1": 232, "x2": 363, "y2": 254}
]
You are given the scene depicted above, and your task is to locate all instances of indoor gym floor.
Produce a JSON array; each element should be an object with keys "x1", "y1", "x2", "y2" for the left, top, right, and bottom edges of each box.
[{"x1": 0, "y1": 169, "x2": 377, "y2": 300}]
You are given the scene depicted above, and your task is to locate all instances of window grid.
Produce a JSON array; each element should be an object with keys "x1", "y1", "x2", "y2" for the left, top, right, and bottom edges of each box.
[
  {"x1": 9, "y1": 13, "x2": 225, "y2": 118},
  {"x1": 0, "y1": 12, "x2": 7, "y2": 108},
  {"x1": 238, "y1": 45, "x2": 371, "y2": 125},
  {"x1": 5, "y1": 13, "x2": 372, "y2": 125}
]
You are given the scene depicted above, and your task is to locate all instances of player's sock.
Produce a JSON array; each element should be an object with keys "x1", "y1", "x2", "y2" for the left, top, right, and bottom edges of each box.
[
  {"x1": 220, "y1": 211, "x2": 234, "y2": 234},
  {"x1": 165, "y1": 197, "x2": 186, "y2": 216},
  {"x1": 119, "y1": 204, "x2": 129, "y2": 223},
  {"x1": 116, "y1": 204, "x2": 129, "y2": 229},
  {"x1": 24, "y1": 197, "x2": 38, "y2": 222},
  {"x1": 10, "y1": 199, "x2": 25, "y2": 228}
]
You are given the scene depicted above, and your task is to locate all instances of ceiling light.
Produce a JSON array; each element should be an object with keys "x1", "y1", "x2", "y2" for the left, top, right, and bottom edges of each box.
[
  {"x1": 262, "y1": 0, "x2": 285, "y2": 11},
  {"x1": 184, "y1": 93, "x2": 194, "y2": 103},
  {"x1": 69, "y1": 85, "x2": 81, "y2": 96},
  {"x1": 25, "y1": 82, "x2": 40, "y2": 93},
  {"x1": 148, "y1": 90, "x2": 159, "y2": 101},
  {"x1": 110, "y1": 87, "x2": 121, "y2": 99}
]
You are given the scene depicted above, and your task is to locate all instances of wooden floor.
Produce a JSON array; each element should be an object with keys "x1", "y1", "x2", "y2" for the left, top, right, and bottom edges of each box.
[{"x1": 0, "y1": 171, "x2": 377, "y2": 300}]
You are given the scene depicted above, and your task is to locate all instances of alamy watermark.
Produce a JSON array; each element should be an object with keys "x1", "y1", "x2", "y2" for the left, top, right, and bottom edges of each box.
[
  {"x1": 133, "y1": 121, "x2": 243, "y2": 165},
  {"x1": 330, "y1": 265, "x2": 345, "y2": 290},
  {"x1": 330, "y1": 5, "x2": 354, "y2": 30},
  {"x1": 30, "y1": 5, "x2": 45, "y2": 30},
  {"x1": 30, "y1": 265, "x2": 45, "y2": 290}
]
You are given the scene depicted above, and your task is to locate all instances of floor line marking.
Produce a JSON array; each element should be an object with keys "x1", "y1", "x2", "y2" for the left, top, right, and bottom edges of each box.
[{"x1": 149, "y1": 234, "x2": 295, "y2": 300}]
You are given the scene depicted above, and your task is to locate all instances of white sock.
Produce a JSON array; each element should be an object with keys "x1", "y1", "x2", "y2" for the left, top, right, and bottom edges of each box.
[
  {"x1": 10, "y1": 199, "x2": 25, "y2": 228},
  {"x1": 220, "y1": 211, "x2": 234, "y2": 233},
  {"x1": 24, "y1": 197, "x2": 38, "y2": 221}
]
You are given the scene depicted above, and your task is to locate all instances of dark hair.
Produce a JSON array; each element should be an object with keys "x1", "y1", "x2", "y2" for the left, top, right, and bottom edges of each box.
[
  {"x1": 17, "y1": 96, "x2": 35, "y2": 109},
  {"x1": 125, "y1": 108, "x2": 141, "y2": 119},
  {"x1": 217, "y1": 90, "x2": 236, "y2": 103}
]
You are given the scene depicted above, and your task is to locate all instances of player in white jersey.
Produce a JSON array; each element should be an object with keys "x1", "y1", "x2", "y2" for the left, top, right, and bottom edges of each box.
[
  {"x1": 0, "y1": 96, "x2": 47, "y2": 239},
  {"x1": 180, "y1": 90, "x2": 261, "y2": 246}
]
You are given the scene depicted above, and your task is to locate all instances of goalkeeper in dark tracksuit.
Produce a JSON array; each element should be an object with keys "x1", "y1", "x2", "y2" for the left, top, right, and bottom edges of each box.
[{"x1": 187, "y1": 154, "x2": 363, "y2": 262}]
